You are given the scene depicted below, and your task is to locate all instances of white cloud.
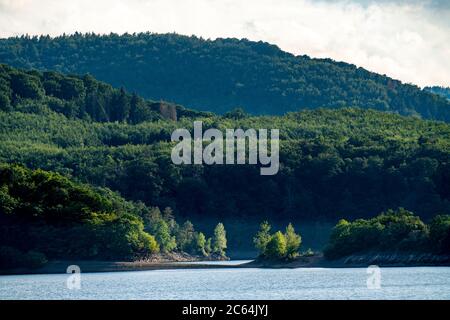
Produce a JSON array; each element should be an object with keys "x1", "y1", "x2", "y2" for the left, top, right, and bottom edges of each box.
[{"x1": 0, "y1": 0, "x2": 449, "y2": 87}]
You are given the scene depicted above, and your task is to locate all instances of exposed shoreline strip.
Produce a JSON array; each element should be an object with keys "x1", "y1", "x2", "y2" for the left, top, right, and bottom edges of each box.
[{"x1": 2, "y1": 253, "x2": 450, "y2": 276}]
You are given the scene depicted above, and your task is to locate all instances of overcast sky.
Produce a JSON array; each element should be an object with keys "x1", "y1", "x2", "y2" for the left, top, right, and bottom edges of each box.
[{"x1": 0, "y1": 0, "x2": 449, "y2": 87}]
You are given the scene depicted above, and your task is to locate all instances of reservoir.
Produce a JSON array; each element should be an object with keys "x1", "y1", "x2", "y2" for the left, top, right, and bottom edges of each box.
[{"x1": 1, "y1": 262, "x2": 449, "y2": 300}]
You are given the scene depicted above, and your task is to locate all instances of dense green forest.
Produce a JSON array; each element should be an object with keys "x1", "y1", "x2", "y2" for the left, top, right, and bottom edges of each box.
[
  {"x1": 1, "y1": 98, "x2": 449, "y2": 221},
  {"x1": 1, "y1": 33, "x2": 449, "y2": 121},
  {"x1": 0, "y1": 63, "x2": 209, "y2": 124},
  {"x1": 0, "y1": 163, "x2": 228, "y2": 269},
  {"x1": 425, "y1": 86, "x2": 450, "y2": 101},
  {"x1": 324, "y1": 208, "x2": 450, "y2": 259},
  {"x1": 1, "y1": 63, "x2": 450, "y2": 265}
]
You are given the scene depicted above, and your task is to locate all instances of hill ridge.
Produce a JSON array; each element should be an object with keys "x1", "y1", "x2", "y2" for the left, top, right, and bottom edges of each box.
[{"x1": 1, "y1": 32, "x2": 449, "y2": 121}]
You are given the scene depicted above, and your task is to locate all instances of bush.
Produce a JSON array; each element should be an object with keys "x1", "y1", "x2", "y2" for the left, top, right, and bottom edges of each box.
[
  {"x1": 150, "y1": 219, "x2": 177, "y2": 253},
  {"x1": 324, "y1": 208, "x2": 431, "y2": 259},
  {"x1": 254, "y1": 222, "x2": 302, "y2": 260},
  {"x1": 10, "y1": 73, "x2": 44, "y2": 100},
  {"x1": 265, "y1": 231, "x2": 287, "y2": 259},
  {"x1": 0, "y1": 164, "x2": 171, "y2": 261},
  {"x1": 377, "y1": 208, "x2": 429, "y2": 250},
  {"x1": 0, "y1": 93, "x2": 11, "y2": 111},
  {"x1": 285, "y1": 223, "x2": 301, "y2": 258}
]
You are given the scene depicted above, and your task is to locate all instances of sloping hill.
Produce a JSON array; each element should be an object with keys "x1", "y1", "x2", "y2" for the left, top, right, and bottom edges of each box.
[
  {"x1": 0, "y1": 63, "x2": 209, "y2": 124},
  {"x1": 0, "y1": 33, "x2": 449, "y2": 120}
]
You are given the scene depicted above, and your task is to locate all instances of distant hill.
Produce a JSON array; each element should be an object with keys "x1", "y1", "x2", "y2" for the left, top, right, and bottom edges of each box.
[
  {"x1": 0, "y1": 33, "x2": 449, "y2": 121},
  {"x1": 425, "y1": 86, "x2": 450, "y2": 100}
]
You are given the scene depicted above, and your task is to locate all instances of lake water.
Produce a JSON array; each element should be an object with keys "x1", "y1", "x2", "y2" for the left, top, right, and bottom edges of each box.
[{"x1": 1, "y1": 262, "x2": 449, "y2": 300}]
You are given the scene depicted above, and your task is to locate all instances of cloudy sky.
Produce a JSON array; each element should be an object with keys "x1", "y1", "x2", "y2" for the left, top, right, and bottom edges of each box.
[{"x1": 0, "y1": 0, "x2": 449, "y2": 87}]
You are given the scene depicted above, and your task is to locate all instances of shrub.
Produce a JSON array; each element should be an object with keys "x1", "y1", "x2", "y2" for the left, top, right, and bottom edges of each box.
[
  {"x1": 254, "y1": 222, "x2": 302, "y2": 260},
  {"x1": 285, "y1": 223, "x2": 301, "y2": 258},
  {"x1": 325, "y1": 208, "x2": 431, "y2": 259},
  {"x1": 212, "y1": 223, "x2": 227, "y2": 257},
  {"x1": 265, "y1": 231, "x2": 287, "y2": 259},
  {"x1": 253, "y1": 221, "x2": 272, "y2": 257}
]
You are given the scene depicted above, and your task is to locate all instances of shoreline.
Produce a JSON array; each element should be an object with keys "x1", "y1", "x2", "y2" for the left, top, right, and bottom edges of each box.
[
  {"x1": 0, "y1": 260, "x2": 242, "y2": 276},
  {"x1": 2, "y1": 252, "x2": 450, "y2": 275},
  {"x1": 244, "y1": 252, "x2": 450, "y2": 269}
]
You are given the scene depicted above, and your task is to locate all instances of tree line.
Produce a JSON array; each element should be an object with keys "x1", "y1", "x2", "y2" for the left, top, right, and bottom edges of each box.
[
  {"x1": 324, "y1": 208, "x2": 450, "y2": 259},
  {"x1": 0, "y1": 63, "x2": 209, "y2": 124},
  {"x1": 0, "y1": 33, "x2": 449, "y2": 121},
  {"x1": 0, "y1": 164, "x2": 227, "y2": 269},
  {"x1": 1, "y1": 106, "x2": 449, "y2": 223},
  {"x1": 253, "y1": 209, "x2": 450, "y2": 261},
  {"x1": 253, "y1": 222, "x2": 303, "y2": 260}
]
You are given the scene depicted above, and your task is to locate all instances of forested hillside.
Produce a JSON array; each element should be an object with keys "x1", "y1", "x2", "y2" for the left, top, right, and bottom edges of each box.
[
  {"x1": 1, "y1": 33, "x2": 449, "y2": 121},
  {"x1": 1, "y1": 63, "x2": 450, "y2": 263},
  {"x1": 0, "y1": 63, "x2": 209, "y2": 124},
  {"x1": 0, "y1": 164, "x2": 158, "y2": 264},
  {"x1": 1, "y1": 106, "x2": 449, "y2": 222},
  {"x1": 425, "y1": 86, "x2": 450, "y2": 101},
  {"x1": 0, "y1": 163, "x2": 228, "y2": 268}
]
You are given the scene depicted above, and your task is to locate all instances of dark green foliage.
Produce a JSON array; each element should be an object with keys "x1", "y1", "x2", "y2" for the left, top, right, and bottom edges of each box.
[
  {"x1": 0, "y1": 33, "x2": 449, "y2": 121},
  {"x1": 1, "y1": 107, "x2": 449, "y2": 222},
  {"x1": 0, "y1": 164, "x2": 161, "y2": 263},
  {"x1": 0, "y1": 92, "x2": 11, "y2": 111},
  {"x1": 0, "y1": 163, "x2": 112, "y2": 222},
  {"x1": 429, "y1": 215, "x2": 450, "y2": 253},
  {"x1": 224, "y1": 107, "x2": 249, "y2": 120},
  {"x1": 324, "y1": 208, "x2": 433, "y2": 259},
  {"x1": 285, "y1": 223, "x2": 302, "y2": 258},
  {"x1": 151, "y1": 219, "x2": 177, "y2": 253},
  {"x1": 10, "y1": 72, "x2": 44, "y2": 100},
  {"x1": 0, "y1": 64, "x2": 208, "y2": 124},
  {"x1": 139, "y1": 206, "x2": 213, "y2": 256},
  {"x1": 176, "y1": 220, "x2": 196, "y2": 252},
  {"x1": 425, "y1": 86, "x2": 450, "y2": 100},
  {"x1": 141, "y1": 206, "x2": 176, "y2": 253},
  {"x1": 0, "y1": 246, "x2": 47, "y2": 269}
]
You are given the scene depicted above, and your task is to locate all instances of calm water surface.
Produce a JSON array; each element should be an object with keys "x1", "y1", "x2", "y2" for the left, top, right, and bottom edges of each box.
[{"x1": 1, "y1": 261, "x2": 449, "y2": 300}]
